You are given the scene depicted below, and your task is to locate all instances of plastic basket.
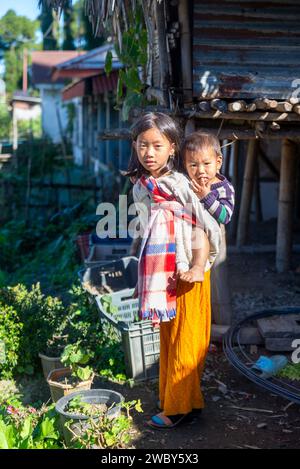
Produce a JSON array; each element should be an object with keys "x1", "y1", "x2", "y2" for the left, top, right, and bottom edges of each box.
[
  {"x1": 96, "y1": 289, "x2": 160, "y2": 381},
  {"x1": 78, "y1": 256, "x2": 138, "y2": 295},
  {"x1": 95, "y1": 288, "x2": 139, "y2": 324},
  {"x1": 84, "y1": 243, "x2": 131, "y2": 267}
]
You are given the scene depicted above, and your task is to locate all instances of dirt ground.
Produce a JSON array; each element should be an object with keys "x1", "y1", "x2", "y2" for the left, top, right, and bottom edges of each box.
[{"x1": 4, "y1": 240, "x2": 300, "y2": 449}]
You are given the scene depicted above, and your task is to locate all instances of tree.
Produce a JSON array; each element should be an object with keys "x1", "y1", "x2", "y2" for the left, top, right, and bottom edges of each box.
[
  {"x1": 62, "y1": 1, "x2": 75, "y2": 50},
  {"x1": 0, "y1": 10, "x2": 40, "y2": 95},
  {"x1": 39, "y1": 4, "x2": 58, "y2": 50},
  {"x1": 72, "y1": 0, "x2": 104, "y2": 50},
  {"x1": 0, "y1": 9, "x2": 38, "y2": 50}
]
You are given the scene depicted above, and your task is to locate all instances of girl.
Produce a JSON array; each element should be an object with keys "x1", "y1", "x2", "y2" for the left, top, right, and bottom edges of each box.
[{"x1": 127, "y1": 112, "x2": 221, "y2": 428}]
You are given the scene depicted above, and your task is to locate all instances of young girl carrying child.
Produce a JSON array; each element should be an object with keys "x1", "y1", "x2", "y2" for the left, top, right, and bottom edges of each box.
[{"x1": 127, "y1": 112, "x2": 221, "y2": 429}]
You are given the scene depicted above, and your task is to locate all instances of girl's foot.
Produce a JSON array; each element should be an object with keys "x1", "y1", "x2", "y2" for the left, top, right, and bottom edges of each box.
[
  {"x1": 147, "y1": 412, "x2": 192, "y2": 429},
  {"x1": 178, "y1": 266, "x2": 205, "y2": 283},
  {"x1": 156, "y1": 400, "x2": 203, "y2": 416}
]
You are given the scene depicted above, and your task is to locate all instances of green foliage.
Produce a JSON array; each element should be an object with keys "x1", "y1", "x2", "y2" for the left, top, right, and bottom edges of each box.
[
  {"x1": 0, "y1": 303, "x2": 23, "y2": 379},
  {"x1": 106, "y1": 5, "x2": 148, "y2": 121},
  {"x1": 278, "y1": 362, "x2": 300, "y2": 381},
  {"x1": 0, "y1": 10, "x2": 38, "y2": 50},
  {"x1": 62, "y1": 1, "x2": 75, "y2": 50},
  {"x1": 0, "y1": 283, "x2": 65, "y2": 375},
  {"x1": 0, "y1": 402, "x2": 62, "y2": 449},
  {"x1": 39, "y1": 5, "x2": 58, "y2": 50},
  {"x1": 66, "y1": 395, "x2": 107, "y2": 417},
  {"x1": 0, "y1": 10, "x2": 40, "y2": 95},
  {"x1": 66, "y1": 400, "x2": 142, "y2": 449},
  {"x1": 0, "y1": 277, "x2": 127, "y2": 382},
  {"x1": 17, "y1": 117, "x2": 42, "y2": 140},
  {"x1": 60, "y1": 343, "x2": 93, "y2": 381},
  {"x1": 0, "y1": 105, "x2": 11, "y2": 140}
]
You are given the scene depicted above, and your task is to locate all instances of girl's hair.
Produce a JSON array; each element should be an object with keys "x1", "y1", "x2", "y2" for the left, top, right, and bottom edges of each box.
[
  {"x1": 125, "y1": 112, "x2": 183, "y2": 179},
  {"x1": 182, "y1": 131, "x2": 222, "y2": 159}
]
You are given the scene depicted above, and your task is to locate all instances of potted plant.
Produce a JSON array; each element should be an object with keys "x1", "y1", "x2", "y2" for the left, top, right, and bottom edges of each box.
[
  {"x1": 47, "y1": 343, "x2": 94, "y2": 403},
  {"x1": 39, "y1": 334, "x2": 68, "y2": 380},
  {"x1": 55, "y1": 391, "x2": 142, "y2": 447}
]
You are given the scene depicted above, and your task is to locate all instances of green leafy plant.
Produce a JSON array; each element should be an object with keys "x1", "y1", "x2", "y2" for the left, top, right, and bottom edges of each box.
[
  {"x1": 105, "y1": 6, "x2": 147, "y2": 121},
  {"x1": 100, "y1": 295, "x2": 119, "y2": 316},
  {"x1": 65, "y1": 400, "x2": 142, "y2": 449},
  {"x1": 66, "y1": 395, "x2": 108, "y2": 418},
  {"x1": 0, "y1": 302, "x2": 23, "y2": 379},
  {"x1": 278, "y1": 362, "x2": 300, "y2": 381},
  {"x1": 0, "y1": 283, "x2": 65, "y2": 372},
  {"x1": 60, "y1": 344, "x2": 94, "y2": 382},
  {"x1": 0, "y1": 403, "x2": 62, "y2": 449}
]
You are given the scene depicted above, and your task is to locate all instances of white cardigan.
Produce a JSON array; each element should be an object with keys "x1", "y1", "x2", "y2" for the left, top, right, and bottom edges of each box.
[{"x1": 132, "y1": 171, "x2": 221, "y2": 272}]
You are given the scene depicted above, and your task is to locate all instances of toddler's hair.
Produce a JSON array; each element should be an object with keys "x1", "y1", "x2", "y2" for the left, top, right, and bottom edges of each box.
[
  {"x1": 125, "y1": 112, "x2": 183, "y2": 179},
  {"x1": 182, "y1": 131, "x2": 222, "y2": 159}
]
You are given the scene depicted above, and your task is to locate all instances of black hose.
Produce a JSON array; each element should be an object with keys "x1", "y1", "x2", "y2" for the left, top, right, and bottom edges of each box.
[{"x1": 223, "y1": 307, "x2": 300, "y2": 404}]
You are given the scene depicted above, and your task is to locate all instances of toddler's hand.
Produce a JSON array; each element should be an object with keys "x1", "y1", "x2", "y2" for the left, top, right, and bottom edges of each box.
[{"x1": 191, "y1": 178, "x2": 211, "y2": 199}]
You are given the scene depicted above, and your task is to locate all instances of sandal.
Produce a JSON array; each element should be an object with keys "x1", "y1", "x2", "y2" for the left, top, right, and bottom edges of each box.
[{"x1": 147, "y1": 412, "x2": 191, "y2": 429}]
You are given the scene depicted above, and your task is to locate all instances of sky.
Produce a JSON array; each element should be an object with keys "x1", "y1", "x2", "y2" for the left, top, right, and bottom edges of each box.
[{"x1": 0, "y1": 0, "x2": 41, "y2": 21}]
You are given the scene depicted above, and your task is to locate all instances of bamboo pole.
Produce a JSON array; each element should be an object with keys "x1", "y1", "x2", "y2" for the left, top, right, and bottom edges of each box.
[
  {"x1": 276, "y1": 139, "x2": 297, "y2": 272},
  {"x1": 236, "y1": 140, "x2": 259, "y2": 247}
]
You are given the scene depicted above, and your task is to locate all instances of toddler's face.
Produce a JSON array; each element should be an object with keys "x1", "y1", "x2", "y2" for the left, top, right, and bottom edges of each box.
[
  {"x1": 184, "y1": 147, "x2": 222, "y2": 185},
  {"x1": 133, "y1": 127, "x2": 175, "y2": 178}
]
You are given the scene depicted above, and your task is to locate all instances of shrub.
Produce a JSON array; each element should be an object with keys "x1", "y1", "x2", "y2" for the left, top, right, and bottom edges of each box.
[
  {"x1": 0, "y1": 303, "x2": 23, "y2": 378},
  {"x1": 0, "y1": 283, "x2": 65, "y2": 374}
]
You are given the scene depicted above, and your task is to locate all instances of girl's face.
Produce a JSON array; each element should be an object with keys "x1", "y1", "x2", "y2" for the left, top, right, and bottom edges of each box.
[
  {"x1": 133, "y1": 127, "x2": 175, "y2": 178},
  {"x1": 185, "y1": 146, "x2": 222, "y2": 185}
]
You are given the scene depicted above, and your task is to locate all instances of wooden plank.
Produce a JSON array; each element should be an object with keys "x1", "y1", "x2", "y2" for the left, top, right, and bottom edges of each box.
[
  {"x1": 236, "y1": 140, "x2": 259, "y2": 247},
  {"x1": 265, "y1": 338, "x2": 298, "y2": 352}
]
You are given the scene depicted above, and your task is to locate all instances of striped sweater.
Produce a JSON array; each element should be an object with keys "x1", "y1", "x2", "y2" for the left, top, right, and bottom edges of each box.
[{"x1": 200, "y1": 174, "x2": 235, "y2": 225}]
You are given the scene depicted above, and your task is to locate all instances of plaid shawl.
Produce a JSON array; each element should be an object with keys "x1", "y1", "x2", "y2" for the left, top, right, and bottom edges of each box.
[{"x1": 137, "y1": 175, "x2": 193, "y2": 325}]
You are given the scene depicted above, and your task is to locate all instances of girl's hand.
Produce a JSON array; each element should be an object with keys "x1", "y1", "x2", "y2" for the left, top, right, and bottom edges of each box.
[{"x1": 191, "y1": 178, "x2": 211, "y2": 199}]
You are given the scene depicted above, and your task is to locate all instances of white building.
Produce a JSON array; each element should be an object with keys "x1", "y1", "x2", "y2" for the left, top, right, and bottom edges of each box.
[{"x1": 31, "y1": 51, "x2": 84, "y2": 143}]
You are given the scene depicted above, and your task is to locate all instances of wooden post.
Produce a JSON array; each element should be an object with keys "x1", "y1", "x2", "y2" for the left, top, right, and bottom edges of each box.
[
  {"x1": 211, "y1": 225, "x2": 233, "y2": 325},
  {"x1": 154, "y1": 1, "x2": 169, "y2": 105},
  {"x1": 255, "y1": 159, "x2": 263, "y2": 222},
  {"x1": 236, "y1": 139, "x2": 259, "y2": 246},
  {"x1": 276, "y1": 139, "x2": 297, "y2": 272},
  {"x1": 228, "y1": 140, "x2": 240, "y2": 242},
  {"x1": 178, "y1": 0, "x2": 192, "y2": 103}
]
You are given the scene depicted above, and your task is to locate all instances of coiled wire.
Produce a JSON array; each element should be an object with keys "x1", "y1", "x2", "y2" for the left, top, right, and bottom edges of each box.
[{"x1": 223, "y1": 307, "x2": 300, "y2": 404}]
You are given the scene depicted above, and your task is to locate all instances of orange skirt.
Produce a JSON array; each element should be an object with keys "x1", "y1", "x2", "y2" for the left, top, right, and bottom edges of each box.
[{"x1": 159, "y1": 270, "x2": 211, "y2": 415}]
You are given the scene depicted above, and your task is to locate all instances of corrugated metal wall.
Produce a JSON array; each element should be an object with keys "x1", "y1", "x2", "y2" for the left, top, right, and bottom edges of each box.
[{"x1": 193, "y1": 0, "x2": 300, "y2": 99}]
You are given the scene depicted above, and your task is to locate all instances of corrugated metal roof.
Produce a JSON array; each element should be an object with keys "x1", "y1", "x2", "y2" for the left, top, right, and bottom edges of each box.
[
  {"x1": 53, "y1": 44, "x2": 122, "y2": 74},
  {"x1": 62, "y1": 71, "x2": 119, "y2": 101},
  {"x1": 92, "y1": 70, "x2": 119, "y2": 95},
  {"x1": 62, "y1": 80, "x2": 87, "y2": 101},
  {"x1": 193, "y1": 0, "x2": 300, "y2": 99},
  {"x1": 31, "y1": 51, "x2": 84, "y2": 85}
]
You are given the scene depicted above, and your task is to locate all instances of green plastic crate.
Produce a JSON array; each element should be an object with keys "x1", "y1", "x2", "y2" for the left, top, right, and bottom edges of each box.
[{"x1": 96, "y1": 289, "x2": 160, "y2": 381}]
